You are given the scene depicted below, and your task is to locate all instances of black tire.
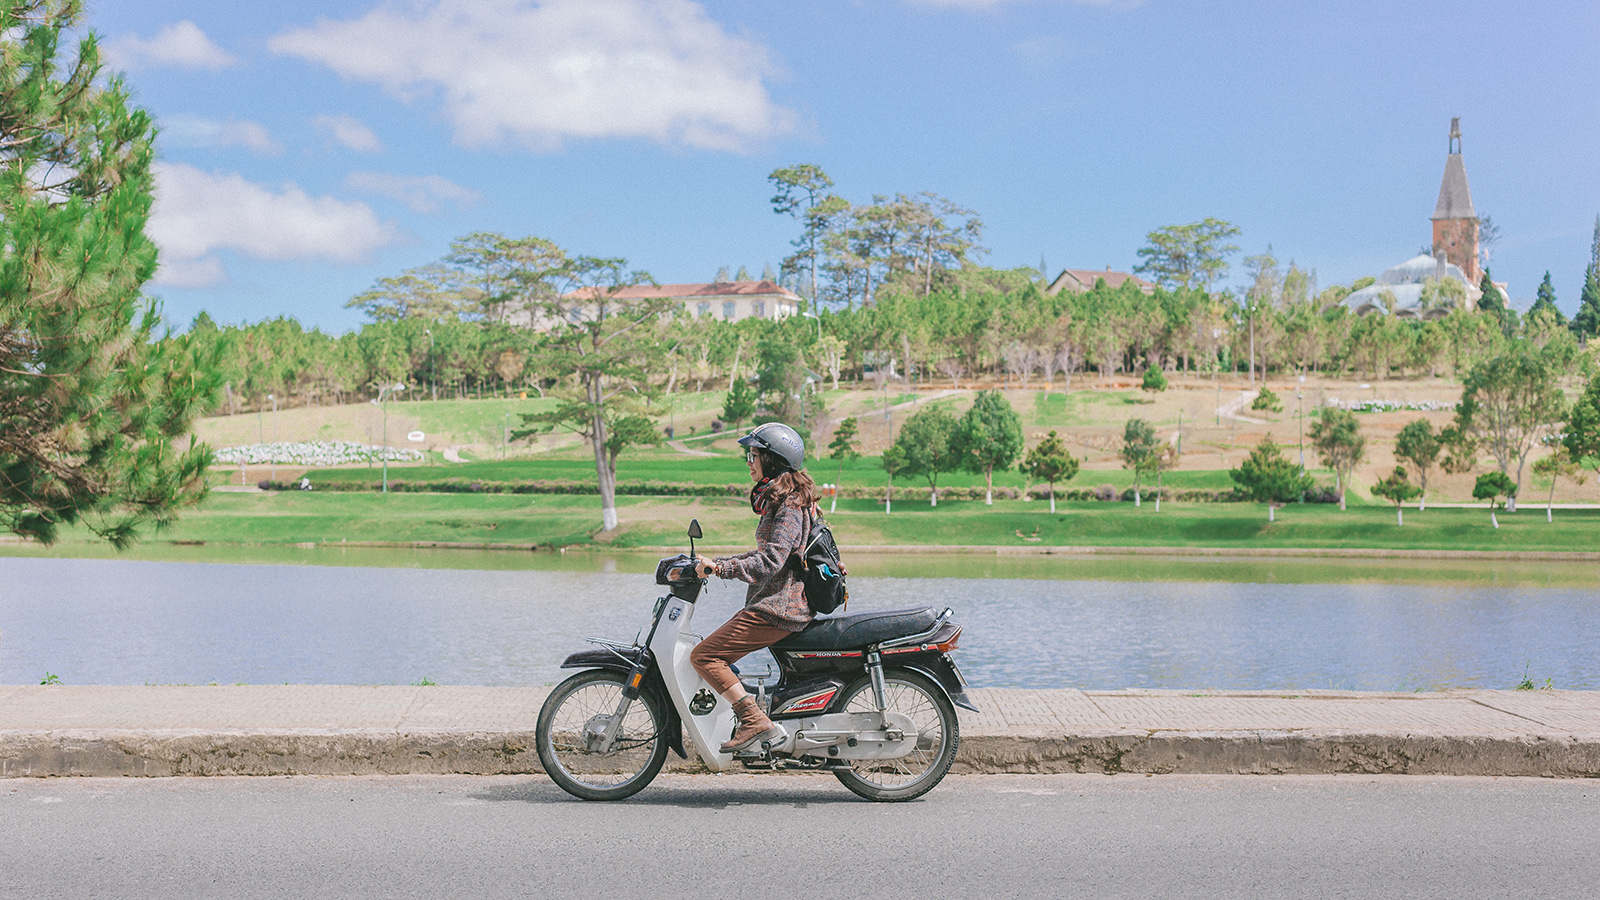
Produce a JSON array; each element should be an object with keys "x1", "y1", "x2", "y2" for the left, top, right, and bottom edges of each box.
[
  {"x1": 536, "y1": 669, "x2": 669, "y2": 801},
  {"x1": 832, "y1": 668, "x2": 960, "y2": 802}
]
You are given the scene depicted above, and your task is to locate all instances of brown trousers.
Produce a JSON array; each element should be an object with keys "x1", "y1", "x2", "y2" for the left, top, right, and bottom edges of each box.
[{"x1": 690, "y1": 609, "x2": 793, "y2": 695}]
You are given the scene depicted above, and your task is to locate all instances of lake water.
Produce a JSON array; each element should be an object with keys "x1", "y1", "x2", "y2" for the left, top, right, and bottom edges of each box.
[{"x1": 4, "y1": 552, "x2": 1597, "y2": 691}]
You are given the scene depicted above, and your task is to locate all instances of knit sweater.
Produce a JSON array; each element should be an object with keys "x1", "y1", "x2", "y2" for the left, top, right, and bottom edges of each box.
[{"x1": 713, "y1": 500, "x2": 814, "y2": 631}]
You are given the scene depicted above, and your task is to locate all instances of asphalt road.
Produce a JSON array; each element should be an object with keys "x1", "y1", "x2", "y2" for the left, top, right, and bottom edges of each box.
[{"x1": 3, "y1": 773, "x2": 1597, "y2": 899}]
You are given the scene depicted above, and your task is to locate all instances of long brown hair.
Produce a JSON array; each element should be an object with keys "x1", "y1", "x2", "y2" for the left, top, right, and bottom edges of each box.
[{"x1": 756, "y1": 449, "x2": 820, "y2": 509}]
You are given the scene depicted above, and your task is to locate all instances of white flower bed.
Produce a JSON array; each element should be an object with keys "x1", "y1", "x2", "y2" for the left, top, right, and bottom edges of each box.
[
  {"x1": 1323, "y1": 398, "x2": 1451, "y2": 413},
  {"x1": 214, "y1": 441, "x2": 423, "y2": 466}
]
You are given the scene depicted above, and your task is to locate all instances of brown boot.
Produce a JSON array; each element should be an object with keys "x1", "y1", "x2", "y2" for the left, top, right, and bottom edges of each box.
[{"x1": 721, "y1": 696, "x2": 784, "y2": 753}]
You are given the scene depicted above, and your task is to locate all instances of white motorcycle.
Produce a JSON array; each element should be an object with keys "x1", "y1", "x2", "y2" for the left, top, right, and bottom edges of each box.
[{"x1": 535, "y1": 520, "x2": 976, "y2": 802}]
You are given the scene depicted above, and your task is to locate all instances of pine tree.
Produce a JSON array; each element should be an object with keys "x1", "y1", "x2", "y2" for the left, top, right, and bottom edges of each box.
[
  {"x1": 1529, "y1": 272, "x2": 1566, "y2": 325},
  {"x1": 1573, "y1": 216, "x2": 1600, "y2": 340},
  {"x1": 825, "y1": 416, "x2": 860, "y2": 513},
  {"x1": 1476, "y1": 269, "x2": 1504, "y2": 313},
  {"x1": 1370, "y1": 466, "x2": 1422, "y2": 526},
  {"x1": 1021, "y1": 430, "x2": 1078, "y2": 513},
  {"x1": 1229, "y1": 435, "x2": 1313, "y2": 522},
  {"x1": 1119, "y1": 418, "x2": 1159, "y2": 507},
  {"x1": 720, "y1": 374, "x2": 757, "y2": 432},
  {"x1": 0, "y1": 0, "x2": 221, "y2": 546},
  {"x1": 1478, "y1": 268, "x2": 1516, "y2": 336},
  {"x1": 514, "y1": 256, "x2": 668, "y2": 532}
]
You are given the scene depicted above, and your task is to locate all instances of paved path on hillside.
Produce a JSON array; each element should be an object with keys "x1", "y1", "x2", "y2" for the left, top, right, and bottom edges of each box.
[
  {"x1": 666, "y1": 440, "x2": 718, "y2": 457},
  {"x1": 1218, "y1": 389, "x2": 1267, "y2": 423}
]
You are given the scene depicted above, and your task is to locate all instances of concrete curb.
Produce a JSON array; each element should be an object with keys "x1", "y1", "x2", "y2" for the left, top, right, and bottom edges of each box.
[
  {"x1": 6, "y1": 730, "x2": 1600, "y2": 780},
  {"x1": 7, "y1": 686, "x2": 1600, "y2": 779},
  {"x1": 951, "y1": 732, "x2": 1600, "y2": 778}
]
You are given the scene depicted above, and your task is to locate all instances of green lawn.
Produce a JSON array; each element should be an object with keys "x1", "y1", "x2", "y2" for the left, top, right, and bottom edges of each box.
[
  {"x1": 32, "y1": 490, "x2": 1599, "y2": 555},
  {"x1": 1032, "y1": 390, "x2": 1144, "y2": 427},
  {"x1": 825, "y1": 497, "x2": 1580, "y2": 551},
  {"x1": 306, "y1": 455, "x2": 1252, "y2": 494}
]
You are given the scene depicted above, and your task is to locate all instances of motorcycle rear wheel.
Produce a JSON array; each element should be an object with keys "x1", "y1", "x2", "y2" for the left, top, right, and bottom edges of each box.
[
  {"x1": 832, "y1": 668, "x2": 959, "y2": 802},
  {"x1": 536, "y1": 669, "x2": 669, "y2": 801}
]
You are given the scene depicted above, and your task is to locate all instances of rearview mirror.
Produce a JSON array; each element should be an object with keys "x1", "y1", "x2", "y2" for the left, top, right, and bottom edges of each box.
[{"x1": 687, "y1": 519, "x2": 702, "y2": 539}]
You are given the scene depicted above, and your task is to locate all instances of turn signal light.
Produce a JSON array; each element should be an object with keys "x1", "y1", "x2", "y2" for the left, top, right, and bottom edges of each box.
[{"x1": 934, "y1": 627, "x2": 962, "y2": 653}]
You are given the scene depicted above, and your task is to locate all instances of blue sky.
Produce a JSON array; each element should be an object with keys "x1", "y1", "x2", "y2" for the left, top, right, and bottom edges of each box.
[{"x1": 94, "y1": 0, "x2": 1600, "y2": 332}]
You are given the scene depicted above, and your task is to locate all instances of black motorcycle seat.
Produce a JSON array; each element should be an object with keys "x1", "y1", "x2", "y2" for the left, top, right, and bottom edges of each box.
[{"x1": 772, "y1": 607, "x2": 939, "y2": 652}]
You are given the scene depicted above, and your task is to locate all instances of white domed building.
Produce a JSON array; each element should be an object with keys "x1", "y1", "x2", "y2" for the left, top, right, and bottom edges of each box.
[{"x1": 1341, "y1": 253, "x2": 1480, "y2": 319}]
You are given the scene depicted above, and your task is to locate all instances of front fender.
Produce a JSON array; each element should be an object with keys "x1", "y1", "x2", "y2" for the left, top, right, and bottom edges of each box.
[
  {"x1": 558, "y1": 647, "x2": 687, "y2": 759},
  {"x1": 561, "y1": 647, "x2": 645, "y2": 671}
]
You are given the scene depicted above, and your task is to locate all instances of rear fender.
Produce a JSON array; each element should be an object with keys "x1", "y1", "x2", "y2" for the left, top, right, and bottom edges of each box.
[
  {"x1": 896, "y1": 657, "x2": 979, "y2": 713},
  {"x1": 558, "y1": 647, "x2": 687, "y2": 759}
]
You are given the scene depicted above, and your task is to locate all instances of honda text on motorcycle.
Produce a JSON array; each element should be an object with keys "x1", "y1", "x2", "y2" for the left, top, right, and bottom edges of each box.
[{"x1": 534, "y1": 520, "x2": 977, "y2": 802}]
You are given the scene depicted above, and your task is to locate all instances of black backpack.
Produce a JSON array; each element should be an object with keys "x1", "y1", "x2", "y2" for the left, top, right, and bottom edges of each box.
[{"x1": 795, "y1": 514, "x2": 848, "y2": 614}]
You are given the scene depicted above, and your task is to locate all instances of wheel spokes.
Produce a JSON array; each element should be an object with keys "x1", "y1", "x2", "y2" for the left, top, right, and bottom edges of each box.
[
  {"x1": 842, "y1": 680, "x2": 946, "y2": 788},
  {"x1": 546, "y1": 682, "x2": 660, "y2": 786}
]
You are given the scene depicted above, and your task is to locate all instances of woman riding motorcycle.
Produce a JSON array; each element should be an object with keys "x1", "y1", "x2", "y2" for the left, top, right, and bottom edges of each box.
[{"x1": 690, "y1": 422, "x2": 819, "y2": 753}]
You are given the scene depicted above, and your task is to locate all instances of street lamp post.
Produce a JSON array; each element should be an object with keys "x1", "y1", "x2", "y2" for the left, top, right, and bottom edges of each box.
[
  {"x1": 1211, "y1": 327, "x2": 1224, "y2": 426},
  {"x1": 1297, "y1": 372, "x2": 1307, "y2": 469},
  {"x1": 268, "y1": 393, "x2": 278, "y2": 483},
  {"x1": 371, "y1": 383, "x2": 406, "y2": 492},
  {"x1": 1248, "y1": 301, "x2": 1256, "y2": 387},
  {"x1": 802, "y1": 308, "x2": 823, "y2": 342}
]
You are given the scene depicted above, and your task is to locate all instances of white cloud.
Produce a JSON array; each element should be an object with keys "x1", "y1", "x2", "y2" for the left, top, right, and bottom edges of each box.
[
  {"x1": 103, "y1": 21, "x2": 237, "y2": 71},
  {"x1": 148, "y1": 163, "x2": 401, "y2": 288},
  {"x1": 346, "y1": 172, "x2": 483, "y2": 214},
  {"x1": 160, "y1": 115, "x2": 284, "y2": 155},
  {"x1": 270, "y1": 0, "x2": 793, "y2": 152},
  {"x1": 313, "y1": 114, "x2": 384, "y2": 152},
  {"x1": 153, "y1": 255, "x2": 229, "y2": 290}
]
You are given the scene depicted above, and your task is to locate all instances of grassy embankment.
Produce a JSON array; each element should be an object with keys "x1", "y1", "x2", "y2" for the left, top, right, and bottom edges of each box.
[
  {"x1": 298, "y1": 454, "x2": 1243, "y2": 494},
  {"x1": 149, "y1": 380, "x2": 1596, "y2": 557},
  {"x1": 33, "y1": 489, "x2": 1600, "y2": 556},
  {"x1": 197, "y1": 380, "x2": 1597, "y2": 505}
]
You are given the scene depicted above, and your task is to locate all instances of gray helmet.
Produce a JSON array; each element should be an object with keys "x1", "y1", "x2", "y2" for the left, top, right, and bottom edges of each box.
[{"x1": 738, "y1": 422, "x2": 805, "y2": 472}]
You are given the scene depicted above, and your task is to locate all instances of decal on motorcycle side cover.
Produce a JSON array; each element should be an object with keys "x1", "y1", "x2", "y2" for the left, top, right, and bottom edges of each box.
[{"x1": 777, "y1": 688, "x2": 838, "y2": 715}]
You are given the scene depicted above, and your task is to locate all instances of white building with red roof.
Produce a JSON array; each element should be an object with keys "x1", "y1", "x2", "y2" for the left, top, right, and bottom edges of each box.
[{"x1": 538, "y1": 280, "x2": 802, "y2": 329}]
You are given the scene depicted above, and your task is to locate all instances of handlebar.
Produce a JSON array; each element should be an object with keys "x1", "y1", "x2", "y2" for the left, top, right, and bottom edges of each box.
[{"x1": 655, "y1": 553, "x2": 703, "y2": 585}]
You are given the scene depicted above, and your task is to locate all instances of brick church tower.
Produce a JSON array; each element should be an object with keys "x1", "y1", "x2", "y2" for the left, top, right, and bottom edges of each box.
[{"x1": 1431, "y1": 117, "x2": 1481, "y2": 284}]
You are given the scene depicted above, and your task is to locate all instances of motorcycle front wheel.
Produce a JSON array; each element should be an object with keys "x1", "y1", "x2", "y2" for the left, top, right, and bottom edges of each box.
[
  {"x1": 832, "y1": 668, "x2": 960, "y2": 802},
  {"x1": 536, "y1": 669, "x2": 669, "y2": 801}
]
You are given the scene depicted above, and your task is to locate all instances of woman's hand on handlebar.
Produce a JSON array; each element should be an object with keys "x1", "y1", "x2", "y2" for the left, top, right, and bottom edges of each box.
[{"x1": 694, "y1": 555, "x2": 716, "y2": 579}]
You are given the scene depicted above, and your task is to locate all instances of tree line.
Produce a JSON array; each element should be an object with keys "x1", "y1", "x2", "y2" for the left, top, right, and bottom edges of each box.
[{"x1": 188, "y1": 235, "x2": 1597, "y2": 417}]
